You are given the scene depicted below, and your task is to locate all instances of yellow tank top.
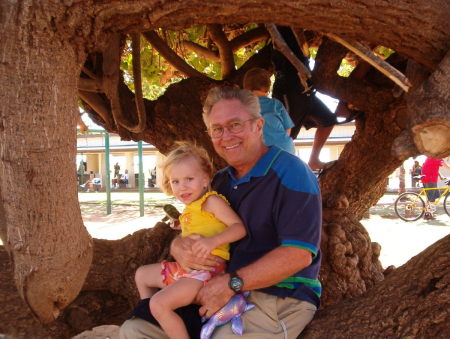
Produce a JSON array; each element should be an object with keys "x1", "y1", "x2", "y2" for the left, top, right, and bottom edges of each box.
[{"x1": 180, "y1": 191, "x2": 230, "y2": 260}]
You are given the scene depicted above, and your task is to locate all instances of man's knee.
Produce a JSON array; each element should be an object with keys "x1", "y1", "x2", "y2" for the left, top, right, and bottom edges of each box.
[
  {"x1": 119, "y1": 317, "x2": 166, "y2": 339},
  {"x1": 119, "y1": 318, "x2": 140, "y2": 339}
]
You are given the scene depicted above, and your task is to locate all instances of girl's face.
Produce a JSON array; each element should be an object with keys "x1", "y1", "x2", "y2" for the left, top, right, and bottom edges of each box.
[{"x1": 168, "y1": 156, "x2": 210, "y2": 205}]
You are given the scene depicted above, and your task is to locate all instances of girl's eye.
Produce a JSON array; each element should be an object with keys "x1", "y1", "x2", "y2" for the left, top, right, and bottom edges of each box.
[
  {"x1": 171, "y1": 180, "x2": 178, "y2": 184},
  {"x1": 186, "y1": 177, "x2": 194, "y2": 181}
]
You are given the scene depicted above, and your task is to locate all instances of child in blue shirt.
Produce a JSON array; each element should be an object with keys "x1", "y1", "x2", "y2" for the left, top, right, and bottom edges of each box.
[{"x1": 243, "y1": 67, "x2": 296, "y2": 154}]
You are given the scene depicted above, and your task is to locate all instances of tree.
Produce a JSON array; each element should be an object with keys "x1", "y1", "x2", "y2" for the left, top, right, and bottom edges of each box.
[{"x1": 0, "y1": 1, "x2": 449, "y2": 338}]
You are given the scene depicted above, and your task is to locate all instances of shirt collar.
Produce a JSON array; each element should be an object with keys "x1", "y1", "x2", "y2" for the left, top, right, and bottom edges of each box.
[{"x1": 225, "y1": 146, "x2": 283, "y2": 185}]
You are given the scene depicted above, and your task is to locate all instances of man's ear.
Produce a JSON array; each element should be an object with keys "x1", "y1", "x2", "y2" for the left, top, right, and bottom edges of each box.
[{"x1": 256, "y1": 117, "x2": 264, "y2": 132}]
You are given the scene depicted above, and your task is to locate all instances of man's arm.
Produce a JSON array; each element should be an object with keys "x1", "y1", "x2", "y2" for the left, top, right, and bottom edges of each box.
[
  {"x1": 196, "y1": 246, "x2": 312, "y2": 318},
  {"x1": 438, "y1": 160, "x2": 450, "y2": 180},
  {"x1": 441, "y1": 161, "x2": 450, "y2": 171}
]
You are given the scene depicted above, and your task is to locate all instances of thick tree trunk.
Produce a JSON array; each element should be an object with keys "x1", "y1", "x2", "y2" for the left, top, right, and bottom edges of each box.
[
  {"x1": 0, "y1": 224, "x2": 177, "y2": 338},
  {"x1": 0, "y1": 2, "x2": 92, "y2": 323},
  {"x1": 302, "y1": 235, "x2": 450, "y2": 339}
]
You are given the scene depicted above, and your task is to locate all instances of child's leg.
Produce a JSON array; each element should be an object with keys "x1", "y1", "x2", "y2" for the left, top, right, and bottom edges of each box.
[
  {"x1": 150, "y1": 278, "x2": 203, "y2": 339},
  {"x1": 135, "y1": 263, "x2": 165, "y2": 299}
]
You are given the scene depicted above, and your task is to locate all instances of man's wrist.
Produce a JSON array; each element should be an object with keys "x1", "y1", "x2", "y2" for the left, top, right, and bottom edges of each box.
[{"x1": 228, "y1": 271, "x2": 244, "y2": 293}]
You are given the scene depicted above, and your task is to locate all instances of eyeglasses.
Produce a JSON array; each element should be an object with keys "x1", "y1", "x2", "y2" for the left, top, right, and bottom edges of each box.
[{"x1": 207, "y1": 118, "x2": 258, "y2": 139}]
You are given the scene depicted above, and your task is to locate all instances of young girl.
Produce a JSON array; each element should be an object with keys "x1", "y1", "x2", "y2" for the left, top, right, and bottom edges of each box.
[{"x1": 134, "y1": 141, "x2": 247, "y2": 339}]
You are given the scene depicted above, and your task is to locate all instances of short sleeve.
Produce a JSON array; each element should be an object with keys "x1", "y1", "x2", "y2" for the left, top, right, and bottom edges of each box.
[
  {"x1": 275, "y1": 100, "x2": 295, "y2": 129},
  {"x1": 272, "y1": 158, "x2": 321, "y2": 257}
]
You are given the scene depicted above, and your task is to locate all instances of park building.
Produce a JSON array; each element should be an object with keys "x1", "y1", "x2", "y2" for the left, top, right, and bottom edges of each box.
[
  {"x1": 76, "y1": 122, "x2": 355, "y2": 190},
  {"x1": 76, "y1": 122, "x2": 449, "y2": 192}
]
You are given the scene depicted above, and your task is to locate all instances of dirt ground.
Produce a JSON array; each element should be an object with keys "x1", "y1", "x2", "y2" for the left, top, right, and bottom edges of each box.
[{"x1": 80, "y1": 192, "x2": 449, "y2": 268}]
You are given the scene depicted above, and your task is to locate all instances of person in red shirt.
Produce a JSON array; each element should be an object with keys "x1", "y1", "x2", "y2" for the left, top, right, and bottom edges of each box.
[{"x1": 421, "y1": 157, "x2": 450, "y2": 219}]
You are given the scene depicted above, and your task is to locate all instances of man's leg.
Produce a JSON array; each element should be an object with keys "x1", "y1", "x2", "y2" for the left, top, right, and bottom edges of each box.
[
  {"x1": 212, "y1": 291, "x2": 316, "y2": 338},
  {"x1": 308, "y1": 125, "x2": 333, "y2": 170},
  {"x1": 120, "y1": 317, "x2": 168, "y2": 339}
]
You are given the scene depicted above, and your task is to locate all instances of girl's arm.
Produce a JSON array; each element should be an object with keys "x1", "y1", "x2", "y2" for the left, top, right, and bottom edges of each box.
[{"x1": 193, "y1": 195, "x2": 246, "y2": 257}]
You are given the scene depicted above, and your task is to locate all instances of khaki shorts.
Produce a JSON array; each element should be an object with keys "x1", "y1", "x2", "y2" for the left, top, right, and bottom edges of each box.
[{"x1": 119, "y1": 291, "x2": 317, "y2": 339}]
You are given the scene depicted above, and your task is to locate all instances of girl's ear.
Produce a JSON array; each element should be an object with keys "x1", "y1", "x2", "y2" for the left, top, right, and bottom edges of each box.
[{"x1": 202, "y1": 173, "x2": 210, "y2": 190}]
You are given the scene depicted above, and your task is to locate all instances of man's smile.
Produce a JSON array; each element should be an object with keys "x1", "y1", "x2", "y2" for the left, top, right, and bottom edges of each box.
[{"x1": 224, "y1": 143, "x2": 240, "y2": 150}]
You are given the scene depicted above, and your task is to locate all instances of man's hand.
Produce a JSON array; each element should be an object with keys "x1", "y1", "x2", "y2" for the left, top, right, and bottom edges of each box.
[
  {"x1": 197, "y1": 274, "x2": 235, "y2": 319},
  {"x1": 192, "y1": 237, "x2": 218, "y2": 258},
  {"x1": 170, "y1": 234, "x2": 221, "y2": 272}
]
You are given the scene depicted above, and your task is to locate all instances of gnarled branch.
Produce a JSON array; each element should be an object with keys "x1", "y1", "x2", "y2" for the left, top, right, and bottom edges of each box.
[
  {"x1": 291, "y1": 27, "x2": 310, "y2": 58},
  {"x1": 327, "y1": 33, "x2": 412, "y2": 92},
  {"x1": 182, "y1": 26, "x2": 269, "y2": 64},
  {"x1": 313, "y1": 38, "x2": 394, "y2": 111},
  {"x1": 78, "y1": 90, "x2": 114, "y2": 129},
  {"x1": 181, "y1": 40, "x2": 220, "y2": 62},
  {"x1": 129, "y1": 32, "x2": 147, "y2": 134},
  {"x1": 266, "y1": 24, "x2": 311, "y2": 92},
  {"x1": 102, "y1": 33, "x2": 147, "y2": 133},
  {"x1": 143, "y1": 31, "x2": 210, "y2": 79},
  {"x1": 78, "y1": 77, "x2": 103, "y2": 93},
  {"x1": 207, "y1": 24, "x2": 235, "y2": 79},
  {"x1": 229, "y1": 26, "x2": 269, "y2": 52}
]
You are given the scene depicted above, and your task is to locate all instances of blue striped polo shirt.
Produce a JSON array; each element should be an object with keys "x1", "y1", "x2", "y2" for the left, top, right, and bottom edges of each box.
[{"x1": 212, "y1": 146, "x2": 322, "y2": 307}]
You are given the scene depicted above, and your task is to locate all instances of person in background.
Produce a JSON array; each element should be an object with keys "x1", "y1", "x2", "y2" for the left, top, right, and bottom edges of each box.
[
  {"x1": 243, "y1": 67, "x2": 296, "y2": 154},
  {"x1": 410, "y1": 160, "x2": 422, "y2": 188},
  {"x1": 121, "y1": 169, "x2": 129, "y2": 186},
  {"x1": 421, "y1": 157, "x2": 450, "y2": 219},
  {"x1": 271, "y1": 25, "x2": 339, "y2": 170}
]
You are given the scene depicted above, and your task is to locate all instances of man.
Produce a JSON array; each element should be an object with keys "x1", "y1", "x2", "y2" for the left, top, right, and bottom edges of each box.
[{"x1": 120, "y1": 87, "x2": 322, "y2": 338}]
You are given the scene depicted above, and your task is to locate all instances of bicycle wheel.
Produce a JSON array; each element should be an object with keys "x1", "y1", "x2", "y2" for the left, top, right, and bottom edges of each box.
[
  {"x1": 444, "y1": 193, "x2": 450, "y2": 217},
  {"x1": 394, "y1": 192, "x2": 425, "y2": 221}
]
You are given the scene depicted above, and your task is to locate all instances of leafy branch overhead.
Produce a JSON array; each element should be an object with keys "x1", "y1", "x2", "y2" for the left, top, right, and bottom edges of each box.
[{"x1": 78, "y1": 23, "x2": 412, "y2": 144}]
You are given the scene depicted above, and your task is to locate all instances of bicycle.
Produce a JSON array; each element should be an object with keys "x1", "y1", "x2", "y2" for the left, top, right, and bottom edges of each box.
[{"x1": 394, "y1": 177, "x2": 450, "y2": 221}]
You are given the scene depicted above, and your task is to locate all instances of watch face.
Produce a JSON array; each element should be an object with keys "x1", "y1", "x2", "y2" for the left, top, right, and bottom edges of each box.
[{"x1": 230, "y1": 276, "x2": 243, "y2": 292}]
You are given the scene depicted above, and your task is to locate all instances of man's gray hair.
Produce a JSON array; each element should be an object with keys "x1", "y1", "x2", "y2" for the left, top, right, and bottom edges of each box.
[{"x1": 202, "y1": 86, "x2": 261, "y2": 125}]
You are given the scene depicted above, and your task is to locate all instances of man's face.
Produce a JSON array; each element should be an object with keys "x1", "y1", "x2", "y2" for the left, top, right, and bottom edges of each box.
[{"x1": 206, "y1": 98, "x2": 264, "y2": 170}]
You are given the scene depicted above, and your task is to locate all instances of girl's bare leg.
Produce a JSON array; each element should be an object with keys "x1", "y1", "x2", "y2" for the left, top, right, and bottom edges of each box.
[
  {"x1": 135, "y1": 263, "x2": 165, "y2": 299},
  {"x1": 150, "y1": 278, "x2": 203, "y2": 339}
]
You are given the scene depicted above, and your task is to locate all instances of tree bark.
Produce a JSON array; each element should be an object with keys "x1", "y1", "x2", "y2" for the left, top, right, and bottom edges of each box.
[
  {"x1": 407, "y1": 51, "x2": 450, "y2": 158},
  {"x1": 0, "y1": 2, "x2": 93, "y2": 323},
  {"x1": 302, "y1": 235, "x2": 450, "y2": 339}
]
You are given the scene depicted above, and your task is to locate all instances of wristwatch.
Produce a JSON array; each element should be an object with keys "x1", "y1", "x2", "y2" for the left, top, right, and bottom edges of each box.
[{"x1": 228, "y1": 271, "x2": 244, "y2": 293}]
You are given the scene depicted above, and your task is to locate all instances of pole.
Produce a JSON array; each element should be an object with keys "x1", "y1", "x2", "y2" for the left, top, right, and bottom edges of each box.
[
  {"x1": 105, "y1": 132, "x2": 112, "y2": 215},
  {"x1": 138, "y1": 141, "x2": 145, "y2": 217}
]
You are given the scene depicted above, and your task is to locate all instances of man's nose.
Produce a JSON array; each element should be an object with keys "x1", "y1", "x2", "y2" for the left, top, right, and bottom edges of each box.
[{"x1": 221, "y1": 126, "x2": 234, "y2": 139}]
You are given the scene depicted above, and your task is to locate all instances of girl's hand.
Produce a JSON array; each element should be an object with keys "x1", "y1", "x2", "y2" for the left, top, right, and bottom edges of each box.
[
  {"x1": 170, "y1": 235, "x2": 220, "y2": 271},
  {"x1": 192, "y1": 238, "x2": 217, "y2": 258}
]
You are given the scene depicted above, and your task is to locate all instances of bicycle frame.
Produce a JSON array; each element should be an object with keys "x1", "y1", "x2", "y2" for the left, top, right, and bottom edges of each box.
[{"x1": 419, "y1": 186, "x2": 450, "y2": 205}]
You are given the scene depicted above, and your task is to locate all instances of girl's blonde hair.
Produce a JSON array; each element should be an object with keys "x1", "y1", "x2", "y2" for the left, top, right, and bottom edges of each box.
[{"x1": 161, "y1": 141, "x2": 214, "y2": 195}]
